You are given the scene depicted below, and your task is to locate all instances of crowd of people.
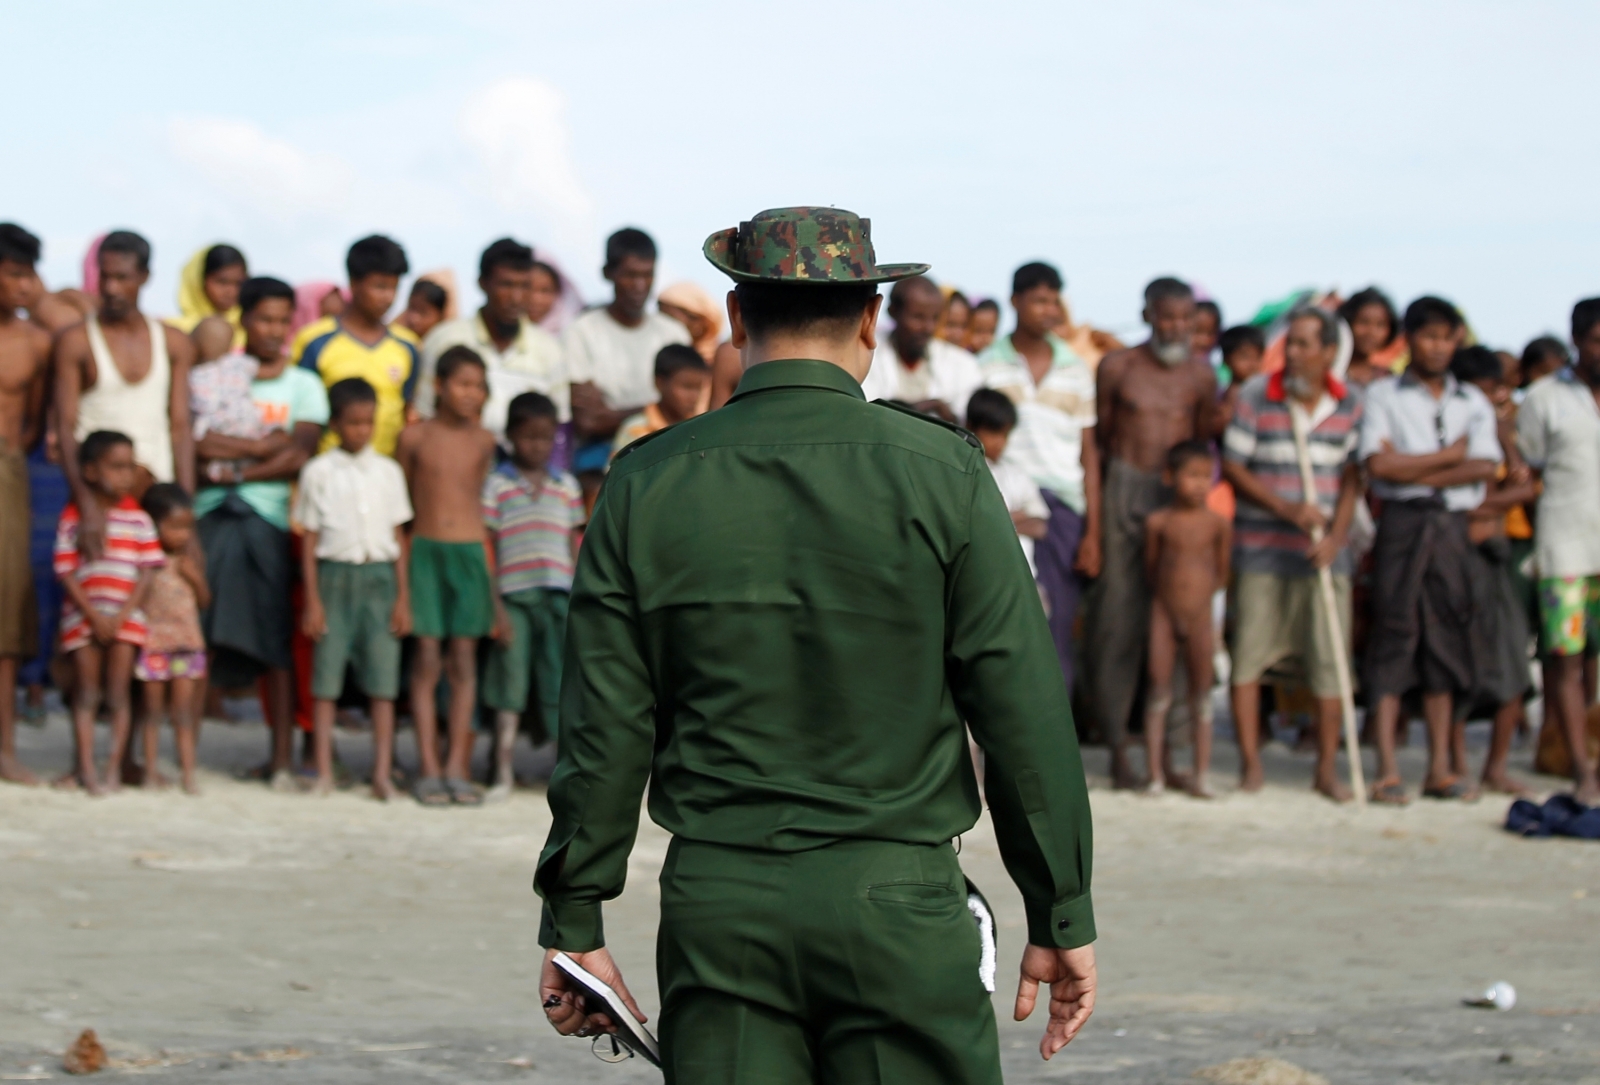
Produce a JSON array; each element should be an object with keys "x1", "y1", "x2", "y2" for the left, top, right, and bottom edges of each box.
[{"x1": 0, "y1": 217, "x2": 1596, "y2": 807}]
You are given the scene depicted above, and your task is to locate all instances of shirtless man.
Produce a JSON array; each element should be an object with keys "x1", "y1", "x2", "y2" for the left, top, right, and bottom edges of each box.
[
  {"x1": 0, "y1": 224, "x2": 54, "y2": 784},
  {"x1": 53, "y1": 230, "x2": 195, "y2": 557},
  {"x1": 395, "y1": 346, "x2": 504, "y2": 806},
  {"x1": 1142, "y1": 441, "x2": 1230, "y2": 798},
  {"x1": 1089, "y1": 277, "x2": 1218, "y2": 787}
]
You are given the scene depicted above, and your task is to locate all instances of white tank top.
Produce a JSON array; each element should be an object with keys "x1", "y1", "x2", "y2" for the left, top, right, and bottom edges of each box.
[{"x1": 79, "y1": 314, "x2": 175, "y2": 482}]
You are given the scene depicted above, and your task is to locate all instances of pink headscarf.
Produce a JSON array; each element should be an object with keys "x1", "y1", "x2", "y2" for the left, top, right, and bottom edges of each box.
[
  {"x1": 81, "y1": 234, "x2": 106, "y2": 296},
  {"x1": 292, "y1": 281, "x2": 350, "y2": 338}
]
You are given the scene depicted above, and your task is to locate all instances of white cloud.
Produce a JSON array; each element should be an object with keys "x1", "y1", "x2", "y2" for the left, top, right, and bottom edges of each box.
[
  {"x1": 165, "y1": 116, "x2": 355, "y2": 222},
  {"x1": 457, "y1": 76, "x2": 594, "y2": 234}
]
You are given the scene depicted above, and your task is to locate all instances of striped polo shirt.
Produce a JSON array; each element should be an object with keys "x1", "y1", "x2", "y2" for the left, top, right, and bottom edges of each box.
[
  {"x1": 1223, "y1": 371, "x2": 1363, "y2": 577},
  {"x1": 53, "y1": 497, "x2": 166, "y2": 651},
  {"x1": 481, "y1": 462, "x2": 583, "y2": 595}
]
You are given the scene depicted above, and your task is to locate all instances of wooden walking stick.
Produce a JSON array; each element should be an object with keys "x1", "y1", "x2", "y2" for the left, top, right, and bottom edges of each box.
[{"x1": 1289, "y1": 402, "x2": 1367, "y2": 806}]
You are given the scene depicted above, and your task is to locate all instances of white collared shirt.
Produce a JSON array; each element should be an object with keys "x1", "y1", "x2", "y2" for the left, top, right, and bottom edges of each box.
[
  {"x1": 560, "y1": 308, "x2": 690, "y2": 411},
  {"x1": 293, "y1": 445, "x2": 413, "y2": 563},
  {"x1": 1357, "y1": 371, "x2": 1502, "y2": 511},
  {"x1": 859, "y1": 335, "x2": 984, "y2": 423},
  {"x1": 417, "y1": 313, "x2": 569, "y2": 437},
  {"x1": 1518, "y1": 368, "x2": 1600, "y2": 578},
  {"x1": 977, "y1": 332, "x2": 1097, "y2": 512}
]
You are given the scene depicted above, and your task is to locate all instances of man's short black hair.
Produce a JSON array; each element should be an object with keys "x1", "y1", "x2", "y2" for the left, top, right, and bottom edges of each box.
[
  {"x1": 141, "y1": 482, "x2": 192, "y2": 526},
  {"x1": 655, "y1": 343, "x2": 708, "y2": 380},
  {"x1": 328, "y1": 377, "x2": 378, "y2": 419},
  {"x1": 1218, "y1": 324, "x2": 1265, "y2": 360},
  {"x1": 1196, "y1": 299, "x2": 1222, "y2": 326},
  {"x1": 965, "y1": 388, "x2": 1018, "y2": 433},
  {"x1": 1338, "y1": 287, "x2": 1399, "y2": 347},
  {"x1": 1402, "y1": 295, "x2": 1463, "y2": 336},
  {"x1": 239, "y1": 276, "x2": 295, "y2": 316},
  {"x1": 733, "y1": 281, "x2": 877, "y2": 341},
  {"x1": 1166, "y1": 438, "x2": 1212, "y2": 473},
  {"x1": 1288, "y1": 306, "x2": 1339, "y2": 348},
  {"x1": 0, "y1": 223, "x2": 42, "y2": 267},
  {"x1": 605, "y1": 227, "x2": 656, "y2": 271},
  {"x1": 972, "y1": 298, "x2": 1000, "y2": 317},
  {"x1": 346, "y1": 234, "x2": 409, "y2": 281},
  {"x1": 79, "y1": 429, "x2": 132, "y2": 468},
  {"x1": 436, "y1": 344, "x2": 487, "y2": 382},
  {"x1": 410, "y1": 279, "x2": 448, "y2": 313},
  {"x1": 100, "y1": 230, "x2": 151, "y2": 273},
  {"x1": 1571, "y1": 297, "x2": 1600, "y2": 344},
  {"x1": 1451, "y1": 344, "x2": 1503, "y2": 386},
  {"x1": 1012, "y1": 261, "x2": 1063, "y2": 297},
  {"x1": 887, "y1": 274, "x2": 940, "y2": 315},
  {"x1": 480, "y1": 237, "x2": 535, "y2": 280},
  {"x1": 203, "y1": 244, "x2": 247, "y2": 279},
  {"x1": 1522, "y1": 334, "x2": 1571, "y2": 377},
  {"x1": 506, "y1": 391, "x2": 558, "y2": 434},
  {"x1": 1144, "y1": 276, "x2": 1193, "y2": 308}
]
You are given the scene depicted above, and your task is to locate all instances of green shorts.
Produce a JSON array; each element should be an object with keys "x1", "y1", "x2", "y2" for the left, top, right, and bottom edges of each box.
[
  {"x1": 312, "y1": 561, "x2": 401, "y2": 701},
  {"x1": 482, "y1": 588, "x2": 569, "y2": 739},
  {"x1": 409, "y1": 537, "x2": 494, "y2": 640},
  {"x1": 1538, "y1": 574, "x2": 1600, "y2": 657}
]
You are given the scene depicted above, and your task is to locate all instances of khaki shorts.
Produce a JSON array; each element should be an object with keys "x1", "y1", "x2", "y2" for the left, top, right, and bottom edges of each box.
[{"x1": 1230, "y1": 571, "x2": 1351, "y2": 698}]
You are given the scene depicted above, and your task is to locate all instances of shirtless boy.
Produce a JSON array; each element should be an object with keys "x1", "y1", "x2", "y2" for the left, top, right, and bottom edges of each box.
[
  {"x1": 0, "y1": 224, "x2": 53, "y2": 784},
  {"x1": 395, "y1": 346, "x2": 503, "y2": 806},
  {"x1": 1142, "y1": 440, "x2": 1230, "y2": 797},
  {"x1": 53, "y1": 230, "x2": 195, "y2": 557},
  {"x1": 1091, "y1": 277, "x2": 1218, "y2": 786}
]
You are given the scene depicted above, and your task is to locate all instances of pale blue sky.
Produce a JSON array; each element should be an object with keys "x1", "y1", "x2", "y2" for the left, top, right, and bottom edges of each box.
[{"x1": 10, "y1": 0, "x2": 1597, "y2": 347}]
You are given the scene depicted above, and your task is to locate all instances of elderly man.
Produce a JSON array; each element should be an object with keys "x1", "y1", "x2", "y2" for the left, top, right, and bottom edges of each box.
[
  {"x1": 1222, "y1": 308, "x2": 1363, "y2": 800},
  {"x1": 1088, "y1": 277, "x2": 1217, "y2": 788},
  {"x1": 859, "y1": 274, "x2": 983, "y2": 423}
]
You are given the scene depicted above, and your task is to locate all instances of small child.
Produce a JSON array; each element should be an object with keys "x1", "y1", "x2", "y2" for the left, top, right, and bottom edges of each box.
[
  {"x1": 136, "y1": 484, "x2": 210, "y2": 794},
  {"x1": 1216, "y1": 324, "x2": 1266, "y2": 427},
  {"x1": 1143, "y1": 440, "x2": 1231, "y2": 797},
  {"x1": 1194, "y1": 301, "x2": 1223, "y2": 361},
  {"x1": 395, "y1": 279, "x2": 448, "y2": 342},
  {"x1": 188, "y1": 315, "x2": 277, "y2": 484},
  {"x1": 965, "y1": 299, "x2": 1000, "y2": 355},
  {"x1": 965, "y1": 389, "x2": 1049, "y2": 579},
  {"x1": 394, "y1": 346, "x2": 501, "y2": 806},
  {"x1": 296, "y1": 378, "x2": 414, "y2": 799},
  {"x1": 482, "y1": 392, "x2": 584, "y2": 798},
  {"x1": 611, "y1": 344, "x2": 711, "y2": 455},
  {"x1": 53, "y1": 431, "x2": 165, "y2": 795}
]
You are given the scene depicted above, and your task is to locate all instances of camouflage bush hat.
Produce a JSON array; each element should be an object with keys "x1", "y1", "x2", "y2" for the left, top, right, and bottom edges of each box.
[{"x1": 704, "y1": 206, "x2": 930, "y2": 285}]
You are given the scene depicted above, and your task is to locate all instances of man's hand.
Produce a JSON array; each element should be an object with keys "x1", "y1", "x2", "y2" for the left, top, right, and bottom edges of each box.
[
  {"x1": 1277, "y1": 501, "x2": 1328, "y2": 537},
  {"x1": 389, "y1": 596, "x2": 412, "y2": 638},
  {"x1": 492, "y1": 602, "x2": 514, "y2": 647},
  {"x1": 540, "y1": 947, "x2": 647, "y2": 1038},
  {"x1": 1014, "y1": 943, "x2": 1096, "y2": 1061},
  {"x1": 302, "y1": 598, "x2": 327, "y2": 641},
  {"x1": 1305, "y1": 529, "x2": 1347, "y2": 570},
  {"x1": 1074, "y1": 532, "x2": 1102, "y2": 578}
]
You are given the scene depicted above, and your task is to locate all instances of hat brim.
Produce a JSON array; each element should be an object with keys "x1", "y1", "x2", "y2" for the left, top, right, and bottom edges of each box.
[{"x1": 703, "y1": 227, "x2": 930, "y2": 285}]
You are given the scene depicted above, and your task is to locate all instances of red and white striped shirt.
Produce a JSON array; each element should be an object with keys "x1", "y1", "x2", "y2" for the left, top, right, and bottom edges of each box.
[{"x1": 54, "y1": 497, "x2": 165, "y2": 651}]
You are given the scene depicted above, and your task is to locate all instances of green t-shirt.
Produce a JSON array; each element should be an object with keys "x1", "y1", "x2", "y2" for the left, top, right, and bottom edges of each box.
[{"x1": 195, "y1": 366, "x2": 330, "y2": 530}]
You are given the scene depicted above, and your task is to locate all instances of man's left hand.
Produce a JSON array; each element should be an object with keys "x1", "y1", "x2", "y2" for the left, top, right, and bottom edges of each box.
[
  {"x1": 539, "y1": 947, "x2": 647, "y2": 1038},
  {"x1": 1014, "y1": 943, "x2": 1096, "y2": 1060},
  {"x1": 1305, "y1": 530, "x2": 1346, "y2": 570},
  {"x1": 1075, "y1": 533, "x2": 1102, "y2": 578}
]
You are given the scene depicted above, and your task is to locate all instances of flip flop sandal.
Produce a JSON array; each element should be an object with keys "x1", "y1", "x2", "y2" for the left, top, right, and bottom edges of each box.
[
  {"x1": 446, "y1": 777, "x2": 484, "y2": 807},
  {"x1": 1370, "y1": 780, "x2": 1409, "y2": 805},
  {"x1": 413, "y1": 776, "x2": 452, "y2": 807},
  {"x1": 1422, "y1": 778, "x2": 1473, "y2": 801}
]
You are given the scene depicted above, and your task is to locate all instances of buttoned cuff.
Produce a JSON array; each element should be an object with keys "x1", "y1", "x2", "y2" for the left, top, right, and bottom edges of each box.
[
  {"x1": 1025, "y1": 892, "x2": 1096, "y2": 949},
  {"x1": 538, "y1": 900, "x2": 605, "y2": 952}
]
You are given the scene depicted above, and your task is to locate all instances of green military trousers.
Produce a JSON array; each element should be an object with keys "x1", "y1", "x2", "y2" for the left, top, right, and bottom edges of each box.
[{"x1": 657, "y1": 837, "x2": 1002, "y2": 1085}]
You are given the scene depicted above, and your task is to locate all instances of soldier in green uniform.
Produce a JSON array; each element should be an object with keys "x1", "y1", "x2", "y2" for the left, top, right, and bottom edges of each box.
[{"x1": 536, "y1": 207, "x2": 1097, "y2": 1083}]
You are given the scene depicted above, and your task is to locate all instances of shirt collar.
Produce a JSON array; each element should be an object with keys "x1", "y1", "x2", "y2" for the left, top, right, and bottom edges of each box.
[
  {"x1": 1398, "y1": 367, "x2": 1466, "y2": 397},
  {"x1": 1265, "y1": 369, "x2": 1348, "y2": 403},
  {"x1": 494, "y1": 459, "x2": 564, "y2": 491},
  {"x1": 728, "y1": 359, "x2": 866, "y2": 403},
  {"x1": 990, "y1": 331, "x2": 1075, "y2": 368}
]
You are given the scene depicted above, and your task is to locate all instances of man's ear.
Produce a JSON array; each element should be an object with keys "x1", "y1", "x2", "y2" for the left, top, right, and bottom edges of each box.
[
  {"x1": 858, "y1": 294, "x2": 883, "y2": 352},
  {"x1": 727, "y1": 290, "x2": 747, "y2": 349}
]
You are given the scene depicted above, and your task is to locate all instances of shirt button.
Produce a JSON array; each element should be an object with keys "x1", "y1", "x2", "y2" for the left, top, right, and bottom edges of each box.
[{"x1": 1057, "y1": 919, "x2": 1071, "y2": 931}]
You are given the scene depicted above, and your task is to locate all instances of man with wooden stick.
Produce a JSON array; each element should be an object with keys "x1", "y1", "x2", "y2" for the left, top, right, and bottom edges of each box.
[{"x1": 1222, "y1": 307, "x2": 1364, "y2": 800}]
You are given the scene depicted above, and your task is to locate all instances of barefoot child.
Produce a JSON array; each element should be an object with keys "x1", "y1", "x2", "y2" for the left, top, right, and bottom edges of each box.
[
  {"x1": 1143, "y1": 440, "x2": 1230, "y2": 796},
  {"x1": 136, "y1": 484, "x2": 210, "y2": 794},
  {"x1": 296, "y1": 378, "x2": 413, "y2": 799},
  {"x1": 482, "y1": 392, "x2": 583, "y2": 798},
  {"x1": 53, "y1": 431, "x2": 164, "y2": 794},
  {"x1": 394, "y1": 346, "x2": 502, "y2": 806}
]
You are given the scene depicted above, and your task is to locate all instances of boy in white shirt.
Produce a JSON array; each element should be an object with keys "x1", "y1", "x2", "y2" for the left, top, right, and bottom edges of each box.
[
  {"x1": 294, "y1": 378, "x2": 414, "y2": 799},
  {"x1": 967, "y1": 389, "x2": 1049, "y2": 581}
]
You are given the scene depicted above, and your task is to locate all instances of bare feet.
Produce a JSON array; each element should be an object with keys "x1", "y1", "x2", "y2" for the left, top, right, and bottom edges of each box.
[
  {"x1": 0, "y1": 754, "x2": 40, "y2": 786},
  {"x1": 1164, "y1": 769, "x2": 1194, "y2": 794},
  {"x1": 371, "y1": 778, "x2": 396, "y2": 802},
  {"x1": 100, "y1": 766, "x2": 122, "y2": 795},
  {"x1": 181, "y1": 775, "x2": 200, "y2": 797},
  {"x1": 307, "y1": 775, "x2": 334, "y2": 797},
  {"x1": 1479, "y1": 772, "x2": 1529, "y2": 798},
  {"x1": 269, "y1": 768, "x2": 298, "y2": 793},
  {"x1": 1184, "y1": 779, "x2": 1215, "y2": 800},
  {"x1": 52, "y1": 769, "x2": 82, "y2": 791},
  {"x1": 1573, "y1": 779, "x2": 1600, "y2": 807},
  {"x1": 1314, "y1": 776, "x2": 1353, "y2": 803},
  {"x1": 1239, "y1": 761, "x2": 1265, "y2": 793},
  {"x1": 142, "y1": 768, "x2": 171, "y2": 790},
  {"x1": 1139, "y1": 779, "x2": 1166, "y2": 796},
  {"x1": 484, "y1": 782, "x2": 513, "y2": 804}
]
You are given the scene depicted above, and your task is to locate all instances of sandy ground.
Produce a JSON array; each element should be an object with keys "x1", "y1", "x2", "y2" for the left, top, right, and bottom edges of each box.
[{"x1": 2, "y1": 709, "x2": 1599, "y2": 1084}]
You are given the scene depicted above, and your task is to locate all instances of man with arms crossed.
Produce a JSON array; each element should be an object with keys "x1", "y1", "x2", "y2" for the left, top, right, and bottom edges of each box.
[{"x1": 535, "y1": 207, "x2": 1096, "y2": 1083}]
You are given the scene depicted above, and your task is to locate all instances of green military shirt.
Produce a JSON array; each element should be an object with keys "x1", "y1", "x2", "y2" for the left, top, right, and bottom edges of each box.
[{"x1": 535, "y1": 359, "x2": 1095, "y2": 952}]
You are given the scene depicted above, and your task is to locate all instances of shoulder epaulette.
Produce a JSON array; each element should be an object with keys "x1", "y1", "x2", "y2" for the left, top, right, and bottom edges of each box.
[
  {"x1": 611, "y1": 424, "x2": 675, "y2": 462},
  {"x1": 871, "y1": 398, "x2": 983, "y2": 450}
]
